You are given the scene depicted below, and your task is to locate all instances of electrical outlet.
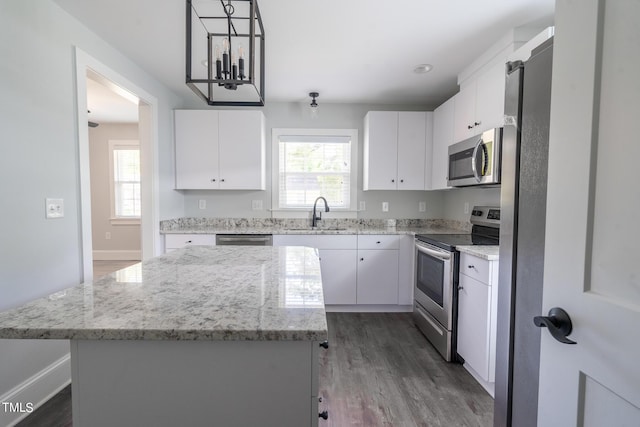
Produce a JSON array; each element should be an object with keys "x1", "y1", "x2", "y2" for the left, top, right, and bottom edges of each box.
[
  {"x1": 382, "y1": 202, "x2": 389, "y2": 212},
  {"x1": 199, "y1": 199, "x2": 206, "y2": 209},
  {"x1": 419, "y1": 202, "x2": 426, "y2": 212},
  {"x1": 464, "y1": 202, "x2": 470, "y2": 214},
  {"x1": 252, "y1": 200, "x2": 263, "y2": 210},
  {"x1": 105, "y1": 232, "x2": 111, "y2": 240},
  {"x1": 359, "y1": 201, "x2": 366, "y2": 211},
  {"x1": 45, "y1": 198, "x2": 64, "y2": 219}
]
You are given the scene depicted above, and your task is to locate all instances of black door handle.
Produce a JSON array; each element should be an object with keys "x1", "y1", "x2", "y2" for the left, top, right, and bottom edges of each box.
[{"x1": 534, "y1": 307, "x2": 577, "y2": 344}]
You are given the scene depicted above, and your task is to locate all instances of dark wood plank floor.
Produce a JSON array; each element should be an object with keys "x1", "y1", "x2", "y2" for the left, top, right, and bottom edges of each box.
[{"x1": 17, "y1": 313, "x2": 493, "y2": 426}]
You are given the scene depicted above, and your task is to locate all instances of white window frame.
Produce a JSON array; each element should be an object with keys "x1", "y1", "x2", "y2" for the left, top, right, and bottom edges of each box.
[
  {"x1": 271, "y1": 128, "x2": 358, "y2": 218},
  {"x1": 108, "y1": 139, "x2": 141, "y2": 225}
]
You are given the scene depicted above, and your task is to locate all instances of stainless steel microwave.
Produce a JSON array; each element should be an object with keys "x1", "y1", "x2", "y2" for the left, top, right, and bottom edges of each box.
[{"x1": 447, "y1": 128, "x2": 502, "y2": 187}]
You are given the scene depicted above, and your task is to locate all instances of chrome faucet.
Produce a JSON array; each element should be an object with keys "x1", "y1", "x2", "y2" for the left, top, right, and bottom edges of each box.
[{"x1": 312, "y1": 197, "x2": 330, "y2": 228}]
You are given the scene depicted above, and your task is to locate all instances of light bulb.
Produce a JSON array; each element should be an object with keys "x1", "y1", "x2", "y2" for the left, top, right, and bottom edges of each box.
[
  {"x1": 222, "y1": 38, "x2": 229, "y2": 53},
  {"x1": 215, "y1": 45, "x2": 221, "y2": 60},
  {"x1": 238, "y1": 45, "x2": 244, "y2": 59}
]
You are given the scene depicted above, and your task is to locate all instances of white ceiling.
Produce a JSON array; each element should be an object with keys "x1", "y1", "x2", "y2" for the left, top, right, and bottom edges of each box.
[
  {"x1": 86, "y1": 75, "x2": 139, "y2": 125},
  {"x1": 57, "y1": 0, "x2": 554, "y2": 110}
]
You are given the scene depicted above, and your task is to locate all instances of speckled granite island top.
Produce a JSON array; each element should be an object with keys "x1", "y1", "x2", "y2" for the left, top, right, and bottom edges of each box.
[{"x1": 0, "y1": 246, "x2": 328, "y2": 342}]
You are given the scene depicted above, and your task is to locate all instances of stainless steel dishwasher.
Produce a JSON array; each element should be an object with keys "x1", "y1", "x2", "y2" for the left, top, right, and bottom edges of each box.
[{"x1": 215, "y1": 234, "x2": 273, "y2": 246}]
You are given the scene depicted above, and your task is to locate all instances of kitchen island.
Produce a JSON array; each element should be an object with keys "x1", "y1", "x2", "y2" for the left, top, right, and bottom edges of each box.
[{"x1": 0, "y1": 246, "x2": 328, "y2": 427}]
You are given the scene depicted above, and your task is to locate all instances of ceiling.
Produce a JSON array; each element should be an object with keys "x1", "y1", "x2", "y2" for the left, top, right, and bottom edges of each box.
[
  {"x1": 87, "y1": 74, "x2": 139, "y2": 124},
  {"x1": 57, "y1": 0, "x2": 554, "y2": 111}
]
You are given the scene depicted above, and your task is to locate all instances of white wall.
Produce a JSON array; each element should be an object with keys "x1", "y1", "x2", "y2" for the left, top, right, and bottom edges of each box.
[
  {"x1": 439, "y1": 187, "x2": 502, "y2": 222},
  {"x1": 0, "y1": 1, "x2": 184, "y2": 420},
  {"x1": 179, "y1": 101, "x2": 446, "y2": 219},
  {"x1": 89, "y1": 123, "x2": 142, "y2": 256}
]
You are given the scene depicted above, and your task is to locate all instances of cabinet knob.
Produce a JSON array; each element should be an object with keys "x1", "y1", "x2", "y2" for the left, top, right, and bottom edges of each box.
[
  {"x1": 211, "y1": 178, "x2": 216, "y2": 182},
  {"x1": 319, "y1": 411, "x2": 329, "y2": 420},
  {"x1": 376, "y1": 241, "x2": 381, "y2": 244},
  {"x1": 468, "y1": 265, "x2": 475, "y2": 269},
  {"x1": 221, "y1": 179, "x2": 225, "y2": 182},
  {"x1": 458, "y1": 286, "x2": 464, "y2": 290},
  {"x1": 391, "y1": 179, "x2": 395, "y2": 183},
  {"x1": 467, "y1": 124, "x2": 474, "y2": 130},
  {"x1": 474, "y1": 121, "x2": 482, "y2": 127},
  {"x1": 319, "y1": 341, "x2": 329, "y2": 349},
  {"x1": 360, "y1": 257, "x2": 364, "y2": 261},
  {"x1": 186, "y1": 240, "x2": 192, "y2": 244}
]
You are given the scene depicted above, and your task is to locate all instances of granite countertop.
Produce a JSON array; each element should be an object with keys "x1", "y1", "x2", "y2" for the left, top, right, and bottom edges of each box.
[
  {"x1": 0, "y1": 246, "x2": 328, "y2": 342},
  {"x1": 160, "y1": 218, "x2": 472, "y2": 236},
  {"x1": 456, "y1": 245, "x2": 500, "y2": 261}
]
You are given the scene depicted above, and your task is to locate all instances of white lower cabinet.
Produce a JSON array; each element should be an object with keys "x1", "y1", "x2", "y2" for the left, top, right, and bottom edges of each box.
[
  {"x1": 356, "y1": 235, "x2": 400, "y2": 304},
  {"x1": 318, "y1": 249, "x2": 357, "y2": 304},
  {"x1": 456, "y1": 252, "x2": 498, "y2": 396},
  {"x1": 356, "y1": 249, "x2": 399, "y2": 304},
  {"x1": 273, "y1": 234, "x2": 405, "y2": 308}
]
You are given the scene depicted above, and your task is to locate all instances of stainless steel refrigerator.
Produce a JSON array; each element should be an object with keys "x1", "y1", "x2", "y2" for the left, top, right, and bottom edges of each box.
[{"x1": 494, "y1": 37, "x2": 554, "y2": 427}]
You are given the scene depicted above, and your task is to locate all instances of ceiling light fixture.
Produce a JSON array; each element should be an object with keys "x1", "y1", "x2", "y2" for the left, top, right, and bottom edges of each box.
[
  {"x1": 309, "y1": 92, "x2": 319, "y2": 108},
  {"x1": 413, "y1": 64, "x2": 434, "y2": 74},
  {"x1": 309, "y1": 92, "x2": 319, "y2": 118},
  {"x1": 186, "y1": 0, "x2": 265, "y2": 106}
]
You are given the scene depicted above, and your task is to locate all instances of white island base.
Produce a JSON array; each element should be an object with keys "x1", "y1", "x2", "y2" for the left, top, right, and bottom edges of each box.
[{"x1": 71, "y1": 339, "x2": 322, "y2": 427}]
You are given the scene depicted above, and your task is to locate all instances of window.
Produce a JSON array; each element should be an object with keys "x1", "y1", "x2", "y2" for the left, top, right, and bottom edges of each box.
[
  {"x1": 272, "y1": 129, "x2": 358, "y2": 216},
  {"x1": 109, "y1": 140, "x2": 140, "y2": 224}
]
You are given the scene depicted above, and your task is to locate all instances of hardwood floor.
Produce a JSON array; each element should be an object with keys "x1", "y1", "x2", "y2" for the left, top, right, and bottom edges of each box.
[
  {"x1": 319, "y1": 313, "x2": 493, "y2": 427},
  {"x1": 16, "y1": 313, "x2": 493, "y2": 426},
  {"x1": 92, "y1": 260, "x2": 139, "y2": 278}
]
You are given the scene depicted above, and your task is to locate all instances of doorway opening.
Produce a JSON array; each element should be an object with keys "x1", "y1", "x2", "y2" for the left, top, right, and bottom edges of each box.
[{"x1": 75, "y1": 48, "x2": 160, "y2": 283}]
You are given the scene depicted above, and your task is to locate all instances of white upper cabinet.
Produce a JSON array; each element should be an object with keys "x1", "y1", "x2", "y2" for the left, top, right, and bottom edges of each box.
[
  {"x1": 363, "y1": 111, "x2": 430, "y2": 191},
  {"x1": 175, "y1": 110, "x2": 220, "y2": 189},
  {"x1": 453, "y1": 60, "x2": 506, "y2": 143},
  {"x1": 218, "y1": 110, "x2": 265, "y2": 190},
  {"x1": 430, "y1": 97, "x2": 455, "y2": 190},
  {"x1": 174, "y1": 110, "x2": 265, "y2": 190}
]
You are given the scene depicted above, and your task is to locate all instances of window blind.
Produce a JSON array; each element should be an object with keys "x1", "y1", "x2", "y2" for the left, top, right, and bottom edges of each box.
[{"x1": 278, "y1": 135, "x2": 351, "y2": 209}]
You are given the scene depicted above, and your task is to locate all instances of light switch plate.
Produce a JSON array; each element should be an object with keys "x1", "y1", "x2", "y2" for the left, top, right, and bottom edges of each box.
[
  {"x1": 419, "y1": 202, "x2": 426, "y2": 212},
  {"x1": 199, "y1": 199, "x2": 206, "y2": 209},
  {"x1": 252, "y1": 200, "x2": 263, "y2": 210},
  {"x1": 382, "y1": 202, "x2": 389, "y2": 212},
  {"x1": 359, "y1": 201, "x2": 366, "y2": 211},
  {"x1": 46, "y1": 198, "x2": 64, "y2": 219}
]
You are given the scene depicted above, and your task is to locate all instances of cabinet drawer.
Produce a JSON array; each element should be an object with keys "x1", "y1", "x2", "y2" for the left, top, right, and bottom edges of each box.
[
  {"x1": 165, "y1": 234, "x2": 215, "y2": 249},
  {"x1": 357, "y1": 234, "x2": 400, "y2": 250},
  {"x1": 459, "y1": 252, "x2": 490, "y2": 284}
]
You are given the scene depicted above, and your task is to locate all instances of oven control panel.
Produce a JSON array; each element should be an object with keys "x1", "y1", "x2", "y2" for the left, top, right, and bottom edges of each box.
[{"x1": 470, "y1": 206, "x2": 501, "y2": 227}]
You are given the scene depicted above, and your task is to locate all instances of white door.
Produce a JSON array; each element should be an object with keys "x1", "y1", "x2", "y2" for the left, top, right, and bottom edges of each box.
[
  {"x1": 363, "y1": 111, "x2": 398, "y2": 190},
  {"x1": 174, "y1": 110, "x2": 219, "y2": 189},
  {"x1": 537, "y1": 1, "x2": 640, "y2": 425}
]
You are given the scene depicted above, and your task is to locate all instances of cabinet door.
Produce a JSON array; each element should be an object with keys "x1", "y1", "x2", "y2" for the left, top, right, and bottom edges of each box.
[
  {"x1": 457, "y1": 273, "x2": 491, "y2": 381},
  {"x1": 318, "y1": 249, "x2": 357, "y2": 304},
  {"x1": 356, "y1": 249, "x2": 399, "y2": 304},
  {"x1": 218, "y1": 111, "x2": 265, "y2": 190},
  {"x1": 397, "y1": 112, "x2": 426, "y2": 190},
  {"x1": 174, "y1": 110, "x2": 219, "y2": 189},
  {"x1": 363, "y1": 111, "x2": 398, "y2": 190},
  {"x1": 475, "y1": 60, "x2": 506, "y2": 133},
  {"x1": 431, "y1": 97, "x2": 455, "y2": 190},
  {"x1": 452, "y1": 83, "x2": 477, "y2": 143}
]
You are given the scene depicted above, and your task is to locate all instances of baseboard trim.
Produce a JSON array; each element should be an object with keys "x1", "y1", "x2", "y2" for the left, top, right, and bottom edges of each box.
[
  {"x1": 92, "y1": 249, "x2": 141, "y2": 261},
  {"x1": 0, "y1": 353, "x2": 71, "y2": 427},
  {"x1": 325, "y1": 304, "x2": 413, "y2": 313}
]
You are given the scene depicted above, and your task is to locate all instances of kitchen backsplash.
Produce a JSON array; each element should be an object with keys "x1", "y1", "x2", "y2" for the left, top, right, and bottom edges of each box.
[{"x1": 160, "y1": 217, "x2": 472, "y2": 232}]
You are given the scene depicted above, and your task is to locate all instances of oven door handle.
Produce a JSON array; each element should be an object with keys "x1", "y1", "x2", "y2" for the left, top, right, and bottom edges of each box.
[{"x1": 415, "y1": 244, "x2": 451, "y2": 260}]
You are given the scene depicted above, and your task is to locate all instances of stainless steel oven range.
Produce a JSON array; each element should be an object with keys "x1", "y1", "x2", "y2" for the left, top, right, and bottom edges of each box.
[{"x1": 414, "y1": 206, "x2": 500, "y2": 361}]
